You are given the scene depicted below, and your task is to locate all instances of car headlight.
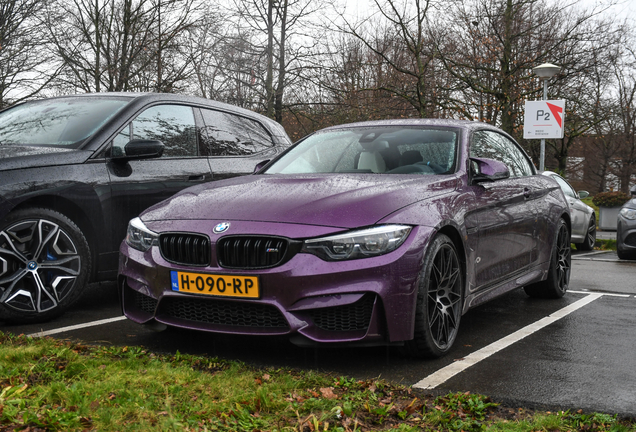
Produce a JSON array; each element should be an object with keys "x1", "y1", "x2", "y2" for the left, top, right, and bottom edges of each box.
[
  {"x1": 301, "y1": 225, "x2": 412, "y2": 261},
  {"x1": 620, "y1": 208, "x2": 636, "y2": 220},
  {"x1": 125, "y1": 217, "x2": 159, "y2": 251}
]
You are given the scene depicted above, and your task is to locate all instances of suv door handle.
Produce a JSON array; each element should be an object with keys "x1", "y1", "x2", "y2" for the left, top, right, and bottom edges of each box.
[{"x1": 188, "y1": 174, "x2": 206, "y2": 182}]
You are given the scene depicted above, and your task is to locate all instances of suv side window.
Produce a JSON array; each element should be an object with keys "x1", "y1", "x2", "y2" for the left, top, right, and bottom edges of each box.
[
  {"x1": 199, "y1": 109, "x2": 272, "y2": 156},
  {"x1": 470, "y1": 130, "x2": 534, "y2": 177},
  {"x1": 113, "y1": 105, "x2": 197, "y2": 158}
]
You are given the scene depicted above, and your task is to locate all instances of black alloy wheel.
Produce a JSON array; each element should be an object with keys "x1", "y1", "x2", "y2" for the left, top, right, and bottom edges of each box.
[
  {"x1": 402, "y1": 234, "x2": 463, "y2": 358},
  {"x1": 0, "y1": 208, "x2": 90, "y2": 323},
  {"x1": 525, "y1": 218, "x2": 571, "y2": 299}
]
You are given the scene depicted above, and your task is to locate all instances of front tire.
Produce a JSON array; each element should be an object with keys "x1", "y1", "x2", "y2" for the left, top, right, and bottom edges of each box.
[
  {"x1": 0, "y1": 208, "x2": 91, "y2": 323},
  {"x1": 524, "y1": 218, "x2": 570, "y2": 299},
  {"x1": 576, "y1": 214, "x2": 596, "y2": 251},
  {"x1": 402, "y1": 234, "x2": 463, "y2": 358}
]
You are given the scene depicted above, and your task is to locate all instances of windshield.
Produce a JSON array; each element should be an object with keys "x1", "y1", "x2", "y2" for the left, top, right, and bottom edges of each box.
[
  {"x1": 265, "y1": 126, "x2": 458, "y2": 175},
  {"x1": 0, "y1": 97, "x2": 130, "y2": 147}
]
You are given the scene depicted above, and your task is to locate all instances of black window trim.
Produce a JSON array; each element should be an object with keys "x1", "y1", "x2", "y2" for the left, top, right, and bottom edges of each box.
[
  {"x1": 92, "y1": 100, "x2": 276, "y2": 160},
  {"x1": 197, "y1": 106, "x2": 276, "y2": 158},
  {"x1": 470, "y1": 128, "x2": 537, "y2": 177},
  {"x1": 103, "y1": 102, "x2": 201, "y2": 159}
]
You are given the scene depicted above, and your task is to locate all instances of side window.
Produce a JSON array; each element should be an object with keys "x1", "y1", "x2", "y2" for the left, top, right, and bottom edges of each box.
[
  {"x1": 200, "y1": 109, "x2": 272, "y2": 156},
  {"x1": 112, "y1": 105, "x2": 197, "y2": 158},
  {"x1": 470, "y1": 131, "x2": 533, "y2": 177},
  {"x1": 553, "y1": 175, "x2": 576, "y2": 198}
]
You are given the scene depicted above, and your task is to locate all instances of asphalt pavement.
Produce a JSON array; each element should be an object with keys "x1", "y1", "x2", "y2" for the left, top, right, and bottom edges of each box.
[{"x1": 2, "y1": 248, "x2": 636, "y2": 418}]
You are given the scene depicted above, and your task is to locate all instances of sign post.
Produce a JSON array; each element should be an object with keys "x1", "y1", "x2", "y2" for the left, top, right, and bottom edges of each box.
[{"x1": 529, "y1": 63, "x2": 562, "y2": 171}]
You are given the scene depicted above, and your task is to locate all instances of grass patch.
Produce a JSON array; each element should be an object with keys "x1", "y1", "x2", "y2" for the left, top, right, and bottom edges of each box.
[
  {"x1": 595, "y1": 239, "x2": 617, "y2": 251},
  {"x1": 1, "y1": 332, "x2": 635, "y2": 431}
]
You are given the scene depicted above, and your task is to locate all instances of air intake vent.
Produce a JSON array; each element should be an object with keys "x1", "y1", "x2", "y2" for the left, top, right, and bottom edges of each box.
[
  {"x1": 160, "y1": 297, "x2": 289, "y2": 329},
  {"x1": 625, "y1": 233, "x2": 636, "y2": 247},
  {"x1": 133, "y1": 289, "x2": 158, "y2": 314},
  {"x1": 309, "y1": 295, "x2": 375, "y2": 332},
  {"x1": 159, "y1": 233, "x2": 210, "y2": 266},
  {"x1": 217, "y1": 236, "x2": 296, "y2": 269}
]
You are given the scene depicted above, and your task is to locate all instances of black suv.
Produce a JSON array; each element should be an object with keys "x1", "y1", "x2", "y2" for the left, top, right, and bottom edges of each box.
[{"x1": 0, "y1": 93, "x2": 292, "y2": 323}]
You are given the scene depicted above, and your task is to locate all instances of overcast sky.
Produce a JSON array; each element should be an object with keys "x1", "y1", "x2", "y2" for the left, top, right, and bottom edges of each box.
[{"x1": 338, "y1": 0, "x2": 636, "y2": 24}]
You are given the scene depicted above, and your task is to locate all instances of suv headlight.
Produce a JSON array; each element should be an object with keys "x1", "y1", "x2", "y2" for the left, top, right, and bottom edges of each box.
[
  {"x1": 302, "y1": 225, "x2": 412, "y2": 261},
  {"x1": 620, "y1": 208, "x2": 636, "y2": 220},
  {"x1": 125, "y1": 217, "x2": 159, "y2": 251}
]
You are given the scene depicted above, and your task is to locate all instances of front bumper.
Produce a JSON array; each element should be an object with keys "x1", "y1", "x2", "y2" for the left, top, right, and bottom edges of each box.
[
  {"x1": 617, "y1": 215, "x2": 636, "y2": 255},
  {"x1": 119, "y1": 219, "x2": 434, "y2": 346}
]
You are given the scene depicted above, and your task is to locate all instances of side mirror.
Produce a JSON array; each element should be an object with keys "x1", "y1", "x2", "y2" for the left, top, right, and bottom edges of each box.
[
  {"x1": 470, "y1": 157, "x2": 510, "y2": 183},
  {"x1": 577, "y1": 190, "x2": 590, "y2": 199},
  {"x1": 125, "y1": 139, "x2": 164, "y2": 159},
  {"x1": 112, "y1": 139, "x2": 164, "y2": 162},
  {"x1": 253, "y1": 159, "x2": 270, "y2": 173}
]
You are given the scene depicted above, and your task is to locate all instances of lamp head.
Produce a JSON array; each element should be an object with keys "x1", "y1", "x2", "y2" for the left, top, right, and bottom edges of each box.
[{"x1": 533, "y1": 63, "x2": 561, "y2": 79}]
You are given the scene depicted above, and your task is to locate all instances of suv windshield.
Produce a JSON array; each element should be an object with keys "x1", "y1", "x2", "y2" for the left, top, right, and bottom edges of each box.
[
  {"x1": 0, "y1": 97, "x2": 130, "y2": 147},
  {"x1": 265, "y1": 127, "x2": 458, "y2": 175}
]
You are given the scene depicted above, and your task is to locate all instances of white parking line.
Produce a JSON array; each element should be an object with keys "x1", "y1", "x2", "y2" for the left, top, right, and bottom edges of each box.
[
  {"x1": 27, "y1": 316, "x2": 127, "y2": 338},
  {"x1": 570, "y1": 290, "x2": 631, "y2": 298},
  {"x1": 573, "y1": 250, "x2": 613, "y2": 257},
  {"x1": 413, "y1": 293, "x2": 603, "y2": 390}
]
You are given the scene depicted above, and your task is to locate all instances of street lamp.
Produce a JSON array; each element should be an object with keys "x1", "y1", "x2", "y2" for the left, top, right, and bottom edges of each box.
[{"x1": 532, "y1": 63, "x2": 561, "y2": 171}]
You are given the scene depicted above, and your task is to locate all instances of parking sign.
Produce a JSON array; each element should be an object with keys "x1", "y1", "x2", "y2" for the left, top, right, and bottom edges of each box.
[{"x1": 523, "y1": 100, "x2": 565, "y2": 139}]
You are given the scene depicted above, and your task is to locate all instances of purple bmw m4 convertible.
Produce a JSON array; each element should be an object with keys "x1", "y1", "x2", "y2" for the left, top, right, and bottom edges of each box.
[{"x1": 119, "y1": 119, "x2": 571, "y2": 358}]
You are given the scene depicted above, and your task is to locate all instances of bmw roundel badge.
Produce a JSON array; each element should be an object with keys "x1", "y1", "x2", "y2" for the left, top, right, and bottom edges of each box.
[{"x1": 213, "y1": 222, "x2": 231, "y2": 234}]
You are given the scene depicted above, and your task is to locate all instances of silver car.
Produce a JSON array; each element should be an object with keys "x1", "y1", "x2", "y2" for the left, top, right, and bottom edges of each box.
[
  {"x1": 542, "y1": 171, "x2": 596, "y2": 251},
  {"x1": 617, "y1": 187, "x2": 636, "y2": 260}
]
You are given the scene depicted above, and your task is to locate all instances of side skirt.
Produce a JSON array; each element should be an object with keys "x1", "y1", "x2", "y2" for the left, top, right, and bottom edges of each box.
[{"x1": 463, "y1": 263, "x2": 548, "y2": 313}]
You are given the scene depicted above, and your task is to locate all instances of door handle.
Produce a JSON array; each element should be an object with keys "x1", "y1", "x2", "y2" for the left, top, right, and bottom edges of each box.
[
  {"x1": 188, "y1": 174, "x2": 206, "y2": 182},
  {"x1": 523, "y1": 188, "x2": 531, "y2": 199}
]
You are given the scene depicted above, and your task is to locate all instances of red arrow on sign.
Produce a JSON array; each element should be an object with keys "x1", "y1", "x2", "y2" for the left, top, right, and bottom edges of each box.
[{"x1": 546, "y1": 102, "x2": 563, "y2": 127}]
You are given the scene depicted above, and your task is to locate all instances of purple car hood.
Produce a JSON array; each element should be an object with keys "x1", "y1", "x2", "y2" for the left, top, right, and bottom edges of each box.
[{"x1": 142, "y1": 174, "x2": 458, "y2": 228}]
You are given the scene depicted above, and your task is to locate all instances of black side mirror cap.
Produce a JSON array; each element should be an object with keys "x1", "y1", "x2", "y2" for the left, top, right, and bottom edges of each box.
[{"x1": 112, "y1": 139, "x2": 164, "y2": 162}]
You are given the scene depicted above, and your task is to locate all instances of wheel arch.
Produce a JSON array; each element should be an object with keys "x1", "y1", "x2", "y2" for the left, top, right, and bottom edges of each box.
[
  {"x1": 560, "y1": 211, "x2": 572, "y2": 237},
  {"x1": 436, "y1": 224, "x2": 468, "y2": 301}
]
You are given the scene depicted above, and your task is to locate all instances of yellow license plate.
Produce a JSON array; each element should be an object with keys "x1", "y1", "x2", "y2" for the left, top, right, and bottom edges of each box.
[{"x1": 170, "y1": 271, "x2": 260, "y2": 299}]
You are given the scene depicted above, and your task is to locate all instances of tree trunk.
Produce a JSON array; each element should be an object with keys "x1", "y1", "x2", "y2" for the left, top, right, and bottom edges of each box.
[
  {"x1": 274, "y1": 0, "x2": 288, "y2": 124},
  {"x1": 499, "y1": 0, "x2": 514, "y2": 134},
  {"x1": 265, "y1": 0, "x2": 275, "y2": 118}
]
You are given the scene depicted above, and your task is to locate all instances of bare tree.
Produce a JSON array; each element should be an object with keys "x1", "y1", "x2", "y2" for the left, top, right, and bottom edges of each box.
[
  {"x1": 230, "y1": 0, "x2": 325, "y2": 122},
  {"x1": 0, "y1": 0, "x2": 57, "y2": 108},
  {"x1": 333, "y1": 0, "x2": 447, "y2": 118},
  {"x1": 434, "y1": 0, "x2": 621, "y2": 136},
  {"x1": 46, "y1": 0, "x2": 200, "y2": 93},
  {"x1": 612, "y1": 43, "x2": 636, "y2": 192},
  {"x1": 186, "y1": 15, "x2": 264, "y2": 109}
]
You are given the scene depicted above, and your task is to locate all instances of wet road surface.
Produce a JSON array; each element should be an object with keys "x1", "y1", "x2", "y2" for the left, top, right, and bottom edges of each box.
[{"x1": 2, "y1": 250, "x2": 636, "y2": 416}]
